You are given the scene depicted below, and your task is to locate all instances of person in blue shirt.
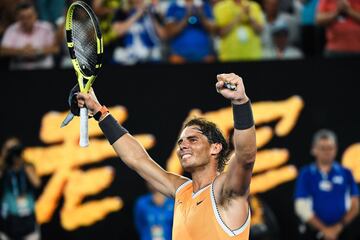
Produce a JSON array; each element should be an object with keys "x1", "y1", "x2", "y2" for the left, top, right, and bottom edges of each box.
[
  {"x1": 134, "y1": 183, "x2": 174, "y2": 240},
  {"x1": 294, "y1": 129, "x2": 359, "y2": 240},
  {"x1": 164, "y1": 0, "x2": 216, "y2": 63}
]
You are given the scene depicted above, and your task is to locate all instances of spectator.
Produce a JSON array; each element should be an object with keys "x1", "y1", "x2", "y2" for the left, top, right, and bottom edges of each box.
[
  {"x1": 263, "y1": 21, "x2": 303, "y2": 59},
  {"x1": 316, "y1": 0, "x2": 360, "y2": 57},
  {"x1": 0, "y1": 138, "x2": 41, "y2": 240},
  {"x1": 296, "y1": 0, "x2": 325, "y2": 57},
  {"x1": 165, "y1": 0, "x2": 216, "y2": 63},
  {"x1": 214, "y1": 0, "x2": 265, "y2": 61},
  {"x1": 134, "y1": 183, "x2": 174, "y2": 240},
  {"x1": 0, "y1": 2, "x2": 59, "y2": 70},
  {"x1": 261, "y1": 0, "x2": 300, "y2": 50},
  {"x1": 112, "y1": 0, "x2": 167, "y2": 65},
  {"x1": 294, "y1": 129, "x2": 359, "y2": 240}
]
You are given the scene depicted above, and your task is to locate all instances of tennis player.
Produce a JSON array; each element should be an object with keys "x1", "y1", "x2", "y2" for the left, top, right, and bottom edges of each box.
[{"x1": 76, "y1": 73, "x2": 256, "y2": 240}]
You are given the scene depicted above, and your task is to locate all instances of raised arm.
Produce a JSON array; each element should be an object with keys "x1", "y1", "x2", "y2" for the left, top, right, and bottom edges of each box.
[
  {"x1": 76, "y1": 91, "x2": 187, "y2": 198},
  {"x1": 215, "y1": 74, "x2": 256, "y2": 199}
]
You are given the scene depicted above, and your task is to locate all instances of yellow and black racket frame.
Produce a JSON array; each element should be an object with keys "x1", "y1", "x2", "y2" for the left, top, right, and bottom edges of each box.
[{"x1": 65, "y1": 1, "x2": 103, "y2": 93}]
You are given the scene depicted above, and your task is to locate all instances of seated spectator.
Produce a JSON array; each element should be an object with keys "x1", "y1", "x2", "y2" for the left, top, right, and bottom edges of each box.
[
  {"x1": 263, "y1": 21, "x2": 303, "y2": 59},
  {"x1": 112, "y1": 0, "x2": 167, "y2": 65},
  {"x1": 214, "y1": 0, "x2": 265, "y2": 61},
  {"x1": 316, "y1": 0, "x2": 360, "y2": 58},
  {"x1": 165, "y1": 0, "x2": 216, "y2": 63},
  {"x1": 0, "y1": 2, "x2": 59, "y2": 70},
  {"x1": 261, "y1": 0, "x2": 300, "y2": 50}
]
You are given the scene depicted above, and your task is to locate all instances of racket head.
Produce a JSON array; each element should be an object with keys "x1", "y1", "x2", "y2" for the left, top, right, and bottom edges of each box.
[{"x1": 65, "y1": 1, "x2": 103, "y2": 92}]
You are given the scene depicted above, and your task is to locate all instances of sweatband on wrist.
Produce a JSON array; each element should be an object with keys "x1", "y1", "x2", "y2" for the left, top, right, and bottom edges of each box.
[
  {"x1": 99, "y1": 114, "x2": 128, "y2": 144},
  {"x1": 232, "y1": 100, "x2": 254, "y2": 130}
]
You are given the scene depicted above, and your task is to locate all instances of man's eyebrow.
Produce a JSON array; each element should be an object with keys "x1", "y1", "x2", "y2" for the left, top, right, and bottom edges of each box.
[{"x1": 177, "y1": 134, "x2": 200, "y2": 144}]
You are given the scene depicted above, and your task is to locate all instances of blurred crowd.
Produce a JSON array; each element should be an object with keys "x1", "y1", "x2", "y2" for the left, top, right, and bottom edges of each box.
[{"x1": 0, "y1": 0, "x2": 360, "y2": 70}]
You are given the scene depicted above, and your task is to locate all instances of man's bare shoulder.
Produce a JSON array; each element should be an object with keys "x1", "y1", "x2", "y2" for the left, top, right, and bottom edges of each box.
[{"x1": 168, "y1": 173, "x2": 191, "y2": 198}]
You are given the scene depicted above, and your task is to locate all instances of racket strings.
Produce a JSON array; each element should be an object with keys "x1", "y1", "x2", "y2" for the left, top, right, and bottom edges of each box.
[{"x1": 72, "y1": 7, "x2": 98, "y2": 75}]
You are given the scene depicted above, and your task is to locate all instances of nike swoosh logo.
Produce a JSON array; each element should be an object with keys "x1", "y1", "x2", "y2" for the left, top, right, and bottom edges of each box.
[{"x1": 196, "y1": 200, "x2": 204, "y2": 206}]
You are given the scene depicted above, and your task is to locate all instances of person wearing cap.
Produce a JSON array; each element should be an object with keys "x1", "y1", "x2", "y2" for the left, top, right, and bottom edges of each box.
[{"x1": 262, "y1": 20, "x2": 303, "y2": 59}]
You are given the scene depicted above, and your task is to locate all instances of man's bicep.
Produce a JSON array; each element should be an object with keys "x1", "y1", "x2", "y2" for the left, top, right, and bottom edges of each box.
[
  {"x1": 222, "y1": 155, "x2": 254, "y2": 198},
  {"x1": 294, "y1": 170, "x2": 311, "y2": 198}
]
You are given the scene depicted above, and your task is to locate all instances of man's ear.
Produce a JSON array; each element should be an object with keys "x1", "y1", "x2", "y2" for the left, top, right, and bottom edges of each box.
[{"x1": 210, "y1": 143, "x2": 222, "y2": 155}]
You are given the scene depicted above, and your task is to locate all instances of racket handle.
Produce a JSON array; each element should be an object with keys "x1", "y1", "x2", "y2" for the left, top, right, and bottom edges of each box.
[
  {"x1": 79, "y1": 107, "x2": 89, "y2": 147},
  {"x1": 224, "y1": 82, "x2": 237, "y2": 91}
]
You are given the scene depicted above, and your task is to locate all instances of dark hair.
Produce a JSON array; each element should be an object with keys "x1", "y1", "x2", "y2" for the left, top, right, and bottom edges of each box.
[
  {"x1": 312, "y1": 129, "x2": 338, "y2": 147},
  {"x1": 183, "y1": 118, "x2": 229, "y2": 172},
  {"x1": 15, "y1": 2, "x2": 35, "y2": 13}
]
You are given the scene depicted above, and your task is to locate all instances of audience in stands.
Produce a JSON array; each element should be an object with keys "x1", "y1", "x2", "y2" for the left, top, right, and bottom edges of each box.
[
  {"x1": 0, "y1": 2, "x2": 59, "y2": 70},
  {"x1": 1, "y1": 0, "x2": 360, "y2": 69},
  {"x1": 213, "y1": 0, "x2": 265, "y2": 61}
]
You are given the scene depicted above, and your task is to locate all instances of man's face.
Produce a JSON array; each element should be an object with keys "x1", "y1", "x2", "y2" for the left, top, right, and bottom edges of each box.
[
  {"x1": 17, "y1": 7, "x2": 37, "y2": 32},
  {"x1": 176, "y1": 126, "x2": 213, "y2": 172},
  {"x1": 312, "y1": 138, "x2": 337, "y2": 165}
]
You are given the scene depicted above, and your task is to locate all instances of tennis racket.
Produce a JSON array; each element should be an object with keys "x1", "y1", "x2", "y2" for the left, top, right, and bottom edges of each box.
[{"x1": 65, "y1": 1, "x2": 103, "y2": 147}]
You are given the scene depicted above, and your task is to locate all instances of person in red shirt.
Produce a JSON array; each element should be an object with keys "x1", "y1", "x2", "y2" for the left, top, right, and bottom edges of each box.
[{"x1": 316, "y1": 0, "x2": 360, "y2": 57}]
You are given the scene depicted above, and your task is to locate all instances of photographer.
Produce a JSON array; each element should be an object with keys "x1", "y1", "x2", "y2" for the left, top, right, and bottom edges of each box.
[{"x1": 0, "y1": 138, "x2": 41, "y2": 240}]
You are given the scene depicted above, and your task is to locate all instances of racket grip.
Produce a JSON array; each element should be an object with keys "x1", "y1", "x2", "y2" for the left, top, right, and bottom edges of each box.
[
  {"x1": 224, "y1": 82, "x2": 237, "y2": 91},
  {"x1": 80, "y1": 107, "x2": 89, "y2": 147}
]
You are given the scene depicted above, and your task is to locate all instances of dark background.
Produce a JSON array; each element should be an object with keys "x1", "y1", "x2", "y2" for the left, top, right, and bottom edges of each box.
[{"x1": 1, "y1": 58, "x2": 360, "y2": 239}]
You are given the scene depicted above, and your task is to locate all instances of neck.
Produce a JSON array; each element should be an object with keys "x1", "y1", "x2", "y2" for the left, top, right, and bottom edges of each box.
[
  {"x1": 317, "y1": 161, "x2": 333, "y2": 173},
  {"x1": 191, "y1": 166, "x2": 218, "y2": 193}
]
